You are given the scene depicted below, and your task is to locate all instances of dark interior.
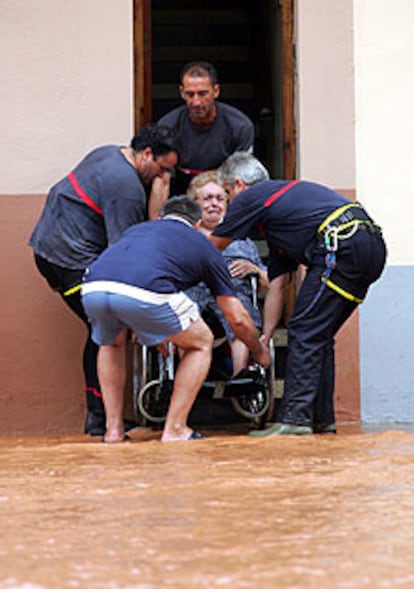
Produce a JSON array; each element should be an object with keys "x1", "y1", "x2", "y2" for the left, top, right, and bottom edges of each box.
[{"x1": 150, "y1": 0, "x2": 284, "y2": 176}]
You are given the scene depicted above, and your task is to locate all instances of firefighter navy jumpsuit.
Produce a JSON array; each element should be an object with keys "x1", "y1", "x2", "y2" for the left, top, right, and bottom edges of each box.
[{"x1": 212, "y1": 179, "x2": 387, "y2": 428}]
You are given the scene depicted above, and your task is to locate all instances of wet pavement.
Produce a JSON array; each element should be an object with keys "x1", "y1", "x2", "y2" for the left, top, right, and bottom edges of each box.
[{"x1": 0, "y1": 423, "x2": 414, "y2": 588}]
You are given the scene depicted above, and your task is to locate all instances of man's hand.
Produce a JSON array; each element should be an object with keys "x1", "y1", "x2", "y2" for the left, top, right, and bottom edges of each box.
[
  {"x1": 228, "y1": 259, "x2": 257, "y2": 279},
  {"x1": 253, "y1": 336, "x2": 271, "y2": 368},
  {"x1": 156, "y1": 340, "x2": 172, "y2": 357}
]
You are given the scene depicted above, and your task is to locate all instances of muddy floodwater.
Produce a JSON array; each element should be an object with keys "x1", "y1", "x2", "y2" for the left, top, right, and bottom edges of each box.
[{"x1": 1, "y1": 424, "x2": 414, "y2": 589}]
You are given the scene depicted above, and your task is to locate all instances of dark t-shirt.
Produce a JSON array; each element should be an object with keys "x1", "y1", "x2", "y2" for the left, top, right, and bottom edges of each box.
[
  {"x1": 158, "y1": 102, "x2": 254, "y2": 193},
  {"x1": 84, "y1": 217, "x2": 236, "y2": 297},
  {"x1": 29, "y1": 146, "x2": 146, "y2": 269},
  {"x1": 212, "y1": 180, "x2": 350, "y2": 279}
]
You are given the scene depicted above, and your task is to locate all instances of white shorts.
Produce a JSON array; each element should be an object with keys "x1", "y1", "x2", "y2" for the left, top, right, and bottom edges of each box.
[{"x1": 81, "y1": 281, "x2": 200, "y2": 346}]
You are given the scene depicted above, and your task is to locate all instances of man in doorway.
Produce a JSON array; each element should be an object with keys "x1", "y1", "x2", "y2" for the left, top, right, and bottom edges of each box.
[
  {"x1": 81, "y1": 196, "x2": 270, "y2": 443},
  {"x1": 148, "y1": 61, "x2": 254, "y2": 219},
  {"x1": 210, "y1": 152, "x2": 387, "y2": 436},
  {"x1": 29, "y1": 124, "x2": 181, "y2": 436}
]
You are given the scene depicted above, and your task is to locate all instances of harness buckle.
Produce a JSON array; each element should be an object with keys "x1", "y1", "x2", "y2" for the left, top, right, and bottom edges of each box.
[{"x1": 324, "y1": 226, "x2": 338, "y2": 252}]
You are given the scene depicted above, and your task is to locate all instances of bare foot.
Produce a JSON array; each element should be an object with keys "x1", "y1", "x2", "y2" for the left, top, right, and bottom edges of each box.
[
  {"x1": 161, "y1": 427, "x2": 192, "y2": 442},
  {"x1": 161, "y1": 429, "x2": 206, "y2": 442},
  {"x1": 103, "y1": 431, "x2": 128, "y2": 444}
]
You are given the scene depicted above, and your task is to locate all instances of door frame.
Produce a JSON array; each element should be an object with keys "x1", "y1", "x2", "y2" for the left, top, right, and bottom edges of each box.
[
  {"x1": 133, "y1": 0, "x2": 296, "y2": 178},
  {"x1": 133, "y1": 0, "x2": 152, "y2": 129}
]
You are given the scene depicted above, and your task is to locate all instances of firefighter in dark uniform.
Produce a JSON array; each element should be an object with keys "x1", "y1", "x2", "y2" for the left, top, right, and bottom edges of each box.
[
  {"x1": 210, "y1": 152, "x2": 387, "y2": 435},
  {"x1": 29, "y1": 125, "x2": 181, "y2": 436}
]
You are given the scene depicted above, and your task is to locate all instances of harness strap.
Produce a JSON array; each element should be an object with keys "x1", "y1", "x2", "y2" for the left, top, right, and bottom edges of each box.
[
  {"x1": 322, "y1": 277, "x2": 364, "y2": 304},
  {"x1": 318, "y1": 203, "x2": 360, "y2": 233},
  {"x1": 291, "y1": 261, "x2": 364, "y2": 324},
  {"x1": 67, "y1": 171, "x2": 103, "y2": 216},
  {"x1": 318, "y1": 202, "x2": 379, "y2": 239},
  {"x1": 292, "y1": 202, "x2": 369, "y2": 320},
  {"x1": 63, "y1": 284, "x2": 82, "y2": 297},
  {"x1": 315, "y1": 204, "x2": 372, "y2": 305}
]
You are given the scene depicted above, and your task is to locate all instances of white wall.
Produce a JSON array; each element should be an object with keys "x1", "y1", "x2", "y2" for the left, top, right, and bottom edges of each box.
[
  {"x1": 296, "y1": 0, "x2": 414, "y2": 263},
  {"x1": 354, "y1": 0, "x2": 414, "y2": 265},
  {"x1": 0, "y1": 0, "x2": 133, "y2": 194},
  {"x1": 355, "y1": 0, "x2": 414, "y2": 421},
  {"x1": 296, "y1": 0, "x2": 355, "y2": 188},
  {"x1": 296, "y1": 0, "x2": 414, "y2": 422}
]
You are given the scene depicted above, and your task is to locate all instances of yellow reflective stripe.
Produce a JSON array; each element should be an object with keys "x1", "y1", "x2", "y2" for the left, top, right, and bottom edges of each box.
[
  {"x1": 318, "y1": 203, "x2": 361, "y2": 233},
  {"x1": 336, "y1": 220, "x2": 359, "y2": 233},
  {"x1": 63, "y1": 284, "x2": 82, "y2": 297},
  {"x1": 337, "y1": 219, "x2": 372, "y2": 238},
  {"x1": 322, "y1": 277, "x2": 364, "y2": 304}
]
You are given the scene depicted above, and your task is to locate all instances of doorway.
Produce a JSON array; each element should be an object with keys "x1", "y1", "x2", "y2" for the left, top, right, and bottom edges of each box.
[
  {"x1": 131, "y1": 0, "x2": 297, "y2": 411},
  {"x1": 134, "y1": 0, "x2": 296, "y2": 179}
]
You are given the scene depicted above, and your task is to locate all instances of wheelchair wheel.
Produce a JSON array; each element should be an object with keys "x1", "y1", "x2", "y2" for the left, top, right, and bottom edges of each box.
[
  {"x1": 230, "y1": 388, "x2": 270, "y2": 420},
  {"x1": 137, "y1": 379, "x2": 173, "y2": 424}
]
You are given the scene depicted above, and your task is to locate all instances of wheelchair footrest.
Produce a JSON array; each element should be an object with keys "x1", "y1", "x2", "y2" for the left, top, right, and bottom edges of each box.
[
  {"x1": 222, "y1": 378, "x2": 268, "y2": 398},
  {"x1": 201, "y1": 367, "x2": 268, "y2": 400}
]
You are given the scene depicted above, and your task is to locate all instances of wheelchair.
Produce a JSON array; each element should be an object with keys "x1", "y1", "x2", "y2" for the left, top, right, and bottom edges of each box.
[{"x1": 131, "y1": 275, "x2": 279, "y2": 429}]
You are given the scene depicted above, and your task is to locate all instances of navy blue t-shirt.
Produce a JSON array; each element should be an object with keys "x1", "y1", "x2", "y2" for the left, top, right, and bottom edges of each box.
[
  {"x1": 84, "y1": 218, "x2": 236, "y2": 297},
  {"x1": 212, "y1": 180, "x2": 350, "y2": 279}
]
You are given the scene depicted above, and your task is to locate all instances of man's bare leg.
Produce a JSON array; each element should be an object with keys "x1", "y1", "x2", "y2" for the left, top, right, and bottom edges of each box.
[
  {"x1": 230, "y1": 338, "x2": 250, "y2": 376},
  {"x1": 161, "y1": 318, "x2": 213, "y2": 442},
  {"x1": 97, "y1": 329, "x2": 128, "y2": 443}
]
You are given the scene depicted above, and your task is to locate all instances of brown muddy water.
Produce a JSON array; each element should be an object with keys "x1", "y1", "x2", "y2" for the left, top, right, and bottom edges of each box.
[{"x1": 0, "y1": 424, "x2": 414, "y2": 589}]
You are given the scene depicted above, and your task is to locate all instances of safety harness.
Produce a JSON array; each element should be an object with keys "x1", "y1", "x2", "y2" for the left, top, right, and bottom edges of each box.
[
  {"x1": 259, "y1": 181, "x2": 383, "y2": 319},
  {"x1": 292, "y1": 202, "x2": 381, "y2": 320},
  {"x1": 317, "y1": 202, "x2": 381, "y2": 304}
]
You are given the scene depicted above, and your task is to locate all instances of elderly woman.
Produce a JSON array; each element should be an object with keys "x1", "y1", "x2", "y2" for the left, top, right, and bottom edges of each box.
[{"x1": 186, "y1": 171, "x2": 269, "y2": 375}]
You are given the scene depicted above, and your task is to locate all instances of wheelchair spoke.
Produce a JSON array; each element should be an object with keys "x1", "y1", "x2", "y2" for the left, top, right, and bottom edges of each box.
[{"x1": 137, "y1": 379, "x2": 173, "y2": 424}]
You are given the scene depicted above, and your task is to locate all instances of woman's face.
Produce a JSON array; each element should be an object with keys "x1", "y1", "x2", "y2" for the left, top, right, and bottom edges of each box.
[{"x1": 195, "y1": 181, "x2": 228, "y2": 229}]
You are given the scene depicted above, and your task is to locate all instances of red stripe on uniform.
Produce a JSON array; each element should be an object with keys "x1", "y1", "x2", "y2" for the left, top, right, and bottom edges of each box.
[
  {"x1": 86, "y1": 387, "x2": 103, "y2": 399},
  {"x1": 178, "y1": 167, "x2": 206, "y2": 175},
  {"x1": 68, "y1": 171, "x2": 103, "y2": 216},
  {"x1": 264, "y1": 179, "x2": 300, "y2": 207}
]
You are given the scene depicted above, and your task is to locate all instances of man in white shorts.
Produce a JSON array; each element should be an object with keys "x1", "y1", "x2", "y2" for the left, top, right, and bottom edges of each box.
[{"x1": 81, "y1": 196, "x2": 270, "y2": 443}]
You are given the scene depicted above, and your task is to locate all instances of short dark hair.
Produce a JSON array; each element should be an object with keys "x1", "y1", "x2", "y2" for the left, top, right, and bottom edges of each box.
[
  {"x1": 130, "y1": 124, "x2": 181, "y2": 159},
  {"x1": 179, "y1": 61, "x2": 218, "y2": 86},
  {"x1": 161, "y1": 195, "x2": 202, "y2": 225}
]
